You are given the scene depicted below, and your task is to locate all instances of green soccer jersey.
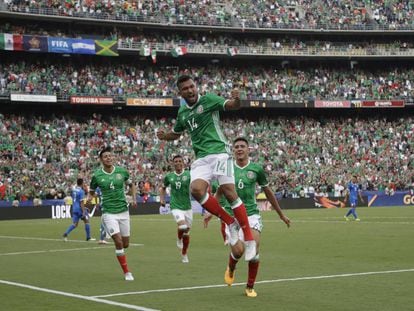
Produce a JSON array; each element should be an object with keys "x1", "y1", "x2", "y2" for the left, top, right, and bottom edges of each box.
[
  {"x1": 163, "y1": 170, "x2": 191, "y2": 210},
  {"x1": 173, "y1": 93, "x2": 231, "y2": 159},
  {"x1": 234, "y1": 161, "x2": 269, "y2": 216},
  {"x1": 90, "y1": 166, "x2": 130, "y2": 214}
]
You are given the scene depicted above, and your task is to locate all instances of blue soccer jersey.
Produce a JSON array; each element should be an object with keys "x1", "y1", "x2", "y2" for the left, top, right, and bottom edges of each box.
[
  {"x1": 71, "y1": 186, "x2": 85, "y2": 217},
  {"x1": 348, "y1": 182, "x2": 360, "y2": 206}
]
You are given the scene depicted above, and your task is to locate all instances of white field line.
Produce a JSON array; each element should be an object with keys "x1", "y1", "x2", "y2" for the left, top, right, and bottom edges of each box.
[
  {"x1": 0, "y1": 246, "x2": 107, "y2": 256},
  {"x1": 0, "y1": 235, "x2": 143, "y2": 246},
  {"x1": 93, "y1": 268, "x2": 414, "y2": 298},
  {"x1": 0, "y1": 279, "x2": 159, "y2": 311},
  {"x1": 130, "y1": 217, "x2": 414, "y2": 224}
]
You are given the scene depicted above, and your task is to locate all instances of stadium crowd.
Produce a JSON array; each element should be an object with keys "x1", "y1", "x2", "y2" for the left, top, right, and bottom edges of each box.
[
  {"x1": 2, "y1": 20, "x2": 412, "y2": 53},
  {"x1": 0, "y1": 112, "x2": 413, "y2": 203},
  {"x1": 4, "y1": 0, "x2": 414, "y2": 30},
  {"x1": 1, "y1": 59, "x2": 414, "y2": 101}
]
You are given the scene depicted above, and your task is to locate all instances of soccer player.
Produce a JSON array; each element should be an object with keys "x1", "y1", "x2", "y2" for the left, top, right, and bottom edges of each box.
[
  {"x1": 206, "y1": 137, "x2": 291, "y2": 297},
  {"x1": 159, "y1": 155, "x2": 192, "y2": 263},
  {"x1": 344, "y1": 175, "x2": 365, "y2": 221},
  {"x1": 87, "y1": 147, "x2": 137, "y2": 281},
  {"x1": 157, "y1": 75, "x2": 256, "y2": 261},
  {"x1": 62, "y1": 178, "x2": 95, "y2": 242}
]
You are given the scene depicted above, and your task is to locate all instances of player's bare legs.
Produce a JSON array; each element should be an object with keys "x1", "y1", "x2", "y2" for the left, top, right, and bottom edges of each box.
[
  {"x1": 220, "y1": 183, "x2": 256, "y2": 261},
  {"x1": 225, "y1": 229, "x2": 260, "y2": 297},
  {"x1": 112, "y1": 233, "x2": 133, "y2": 280},
  {"x1": 177, "y1": 219, "x2": 190, "y2": 263},
  {"x1": 191, "y1": 179, "x2": 236, "y2": 226}
]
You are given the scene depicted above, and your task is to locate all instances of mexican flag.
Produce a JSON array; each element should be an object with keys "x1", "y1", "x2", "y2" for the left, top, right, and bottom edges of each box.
[
  {"x1": 140, "y1": 46, "x2": 151, "y2": 56},
  {"x1": 0, "y1": 33, "x2": 23, "y2": 51},
  {"x1": 151, "y1": 49, "x2": 157, "y2": 64},
  {"x1": 226, "y1": 47, "x2": 238, "y2": 56},
  {"x1": 171, "y1": 46, "x2": 187, "y2": 57}
]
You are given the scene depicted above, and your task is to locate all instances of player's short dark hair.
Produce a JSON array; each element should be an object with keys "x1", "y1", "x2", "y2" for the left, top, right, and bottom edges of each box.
[
  {"x1": 99, "y1": 146, "x2": 112, "y2": 158},
  {"x1": 77, "y1": 178, "x2": 83, "y2": 186},
  {"x1": 233, "y1": 137, "x2": 249, "y2": 145},
  {"x1": 172, "y1": 154, "x2": 183, "y2": 161},
  {"x1": 176, "y1": 75, "x2": 192, "y2": 89}
]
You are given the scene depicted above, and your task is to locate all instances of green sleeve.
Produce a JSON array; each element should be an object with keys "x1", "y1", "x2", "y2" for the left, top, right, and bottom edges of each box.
[
  {"x1": 163, "y1": 174, "x2": 170, "y2": 188},
  {"x1": 90, "y1": 174, "x2": 97, "y2": 191}
]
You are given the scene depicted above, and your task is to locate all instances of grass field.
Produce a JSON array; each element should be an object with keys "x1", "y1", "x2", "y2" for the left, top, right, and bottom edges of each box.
[{"x1": 1, "y1": 206, "x2": 413, "y2": 311}]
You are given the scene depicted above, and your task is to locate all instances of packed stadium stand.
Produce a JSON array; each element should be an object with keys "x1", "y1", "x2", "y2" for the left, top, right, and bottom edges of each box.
[{"x1": 0, "y1": 0, "x2": 413, "y2": 204}]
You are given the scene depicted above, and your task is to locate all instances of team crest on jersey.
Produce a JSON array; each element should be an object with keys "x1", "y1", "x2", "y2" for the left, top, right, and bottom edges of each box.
[
  {"x1": 196, "y1": 105, "x2": 203, "y2": 114},
  {"x1": 116, "y1": 174, "x2": 123, "y2": 180},
  {"x1": 247, "y1": 171, "x2": 256, "y2": 180},
  {"x1": 182, "y1": 175, "x2": 188, "y2": 181}
]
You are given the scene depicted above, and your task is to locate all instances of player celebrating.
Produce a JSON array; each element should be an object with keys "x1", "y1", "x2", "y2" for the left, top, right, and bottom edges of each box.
[
  {"x1": 207, "y1": 137, "x2": 290, "y2": 297},
  {"x1": 157, "y1": 75, "x2": 256, "y2": 261},
  {"x1": 87, "y1": 147, "x2": 137, "y2": 281},
  {"x1": 62, "y1": 178, "x2": 95, "y2": 242},
  {"x1": 159, "y1": 155, "x2": 192, "y2": 263},
  {"x1": 344, "y1": 175, "x2": 365, "y2": 221}
]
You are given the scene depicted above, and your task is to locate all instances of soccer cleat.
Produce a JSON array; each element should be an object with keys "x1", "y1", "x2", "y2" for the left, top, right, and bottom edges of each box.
[
  {"x1": 224, "y1": 267, "x2": 235, "y2": 286},
  {"x1": 355, "y1": 218, "x2": 361, "y2": 221},
  {"x1": 344, "y1": 216, "x2": 349, "y2": 221},
  {"x1": 177, "y1": 238, "x2": 183, "y2": 249},
  {"x1": 244, "y1": 240, "x2": 257, "y2": 261},
  {"x1": 86, "y1": 237, "x2": 96, "y2": 241},
  {"x1": 98, "y1": 240, "x2": 108, "y2": 245},
  {"x1": 124, "y1": 272, "x2": 134, "y2": 281},
  {"x1": 181, "y1": 254, "x2": 189, "y2": 263},
  {"x1": 62, "y1": 233, "x2": 68, "y2": 242},
  {"x1": 228, "y1": 221, "x2": 240, "y2": 246},
  {"x1": 245, "y1": 287, "x2": 257, "y2": 298}
]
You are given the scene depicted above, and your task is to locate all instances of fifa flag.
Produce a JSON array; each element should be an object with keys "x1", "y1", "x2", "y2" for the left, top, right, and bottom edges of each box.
[
  {"x1": 171, "y1": 46, "x2": 187, "y2": 57},
  {"x1": 0, "y1": 33, "x2": 23, "y2": 51},
  {"x1": 140, "y1": 46, "x2": 151, "y2": 56},
  {"x1": 72, "y1": 39, "x2": 95, "y2": 55},
  {"x1": 95, "y1": 40, "x2": 118, "y2": 57},
  {"x1": 227, "y1": 47, "x2": 238, "y2": 56}
]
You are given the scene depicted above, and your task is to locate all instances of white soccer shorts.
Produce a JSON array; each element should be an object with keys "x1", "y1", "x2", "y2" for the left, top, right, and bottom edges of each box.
[
  {"x1": 190, "y1": 153, "x2": 235, "y2": 185},
  {"x1": 171, "y1": 209, "x2": 193, "y2": 227},
  {"x1": 101, "y1": 211, "x2": 130, "y2": 237},
  {"x1": 225, "y1": 214, "x2": 263, "y2": 241}
]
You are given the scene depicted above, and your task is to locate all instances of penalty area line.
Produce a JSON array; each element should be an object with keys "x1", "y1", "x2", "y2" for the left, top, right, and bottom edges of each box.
[
  {"x1": 0, "y1": 280, "x2": 159, "y2": 311},
  {"x1": 93, "y1": 268, "x2": 414, "y2": 298}
]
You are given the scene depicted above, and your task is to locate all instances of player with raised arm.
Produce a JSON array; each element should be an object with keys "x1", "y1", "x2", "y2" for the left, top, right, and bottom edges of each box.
[
  {"x1": 159, "y1": 155, "x2": 192, "y2": 263},
  {"x1": 206, "y1": 137, "x2": 290, "y2": 297},
  {"x1": 87, "y1": 147, "x2": 137, "y2": 281},
  {"x1": 344, "y1": 175, "x2": 365, "y2": 221},
  {"x1": 157, "y1": 75, "x2": 256, "y2": 261}
]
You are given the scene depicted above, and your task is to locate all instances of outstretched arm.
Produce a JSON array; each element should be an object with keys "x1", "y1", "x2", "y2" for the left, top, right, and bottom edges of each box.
[
  {"x1": 224, "y1": 88, "x2": 241, "y2": 110},
  {"x1": 129, "y1": 182, "x2": 137, "y2": 208},
  {"x1": 263, "y1": 186, "x2": 290, "y2": 227},
  {"x1": 159, "y1": 186, "x2": 167, "y2": 206},
  {"x1": 157, "y1": 128, "x2": 181, "y2": 141}
]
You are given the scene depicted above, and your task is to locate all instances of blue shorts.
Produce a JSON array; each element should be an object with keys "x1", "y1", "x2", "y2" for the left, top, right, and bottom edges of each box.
[
  {"x1": 72, "y1": 210, "x2": 87, "y2": 222},
  {"x1": 350, "y1": 199, "x2": 357, "y2": 207}
]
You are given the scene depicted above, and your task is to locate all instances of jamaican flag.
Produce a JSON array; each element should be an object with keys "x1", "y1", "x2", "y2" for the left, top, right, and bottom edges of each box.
[{"x1": 95, "y1": 40, "x2": 118, "y2": 57}]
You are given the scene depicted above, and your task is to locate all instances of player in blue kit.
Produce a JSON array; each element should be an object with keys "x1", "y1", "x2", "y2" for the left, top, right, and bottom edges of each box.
[
  {"x1": 62, "y1": 178, "x2": 95, "y2": 241},
  {"x1": 344, "y1": 176, "x2": 365, "y2": 221}
]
